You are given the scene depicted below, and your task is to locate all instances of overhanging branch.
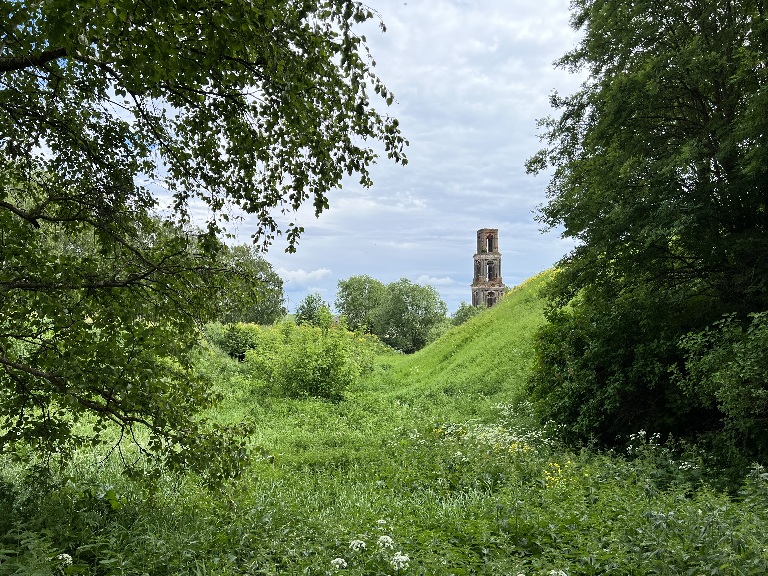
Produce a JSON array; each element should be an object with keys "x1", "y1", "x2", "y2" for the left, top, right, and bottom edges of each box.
[{"x1": 0, "y1": 47, "x2": 67, "y2": 72}]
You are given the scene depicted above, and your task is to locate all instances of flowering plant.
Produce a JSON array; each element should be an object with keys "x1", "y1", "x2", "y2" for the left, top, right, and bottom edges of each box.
[{"x1": 327, "y1": 521, "x2": 413, "y2": 574}]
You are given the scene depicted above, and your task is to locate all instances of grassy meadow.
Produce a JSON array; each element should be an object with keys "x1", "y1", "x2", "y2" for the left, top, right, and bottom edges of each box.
[{"x1": 2, "y1": 271, "x2": 768, "y2": 575}]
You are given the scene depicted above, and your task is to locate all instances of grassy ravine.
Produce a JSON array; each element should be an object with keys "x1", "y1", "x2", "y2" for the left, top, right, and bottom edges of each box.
[{"x1": 3, "y1": 271, "x2": 768, "y2": 575}]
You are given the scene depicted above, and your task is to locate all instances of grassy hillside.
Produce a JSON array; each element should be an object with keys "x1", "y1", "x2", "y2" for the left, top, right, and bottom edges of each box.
[
  {"x1": 372, "y1": 270, "x2": 552, "y2": 400},
  {"x1": 204, "y1": 270, "x2": 551, "y2": 472},
  {"x1": 3, "y1": 270, "x2": 768, "y2": 575}
]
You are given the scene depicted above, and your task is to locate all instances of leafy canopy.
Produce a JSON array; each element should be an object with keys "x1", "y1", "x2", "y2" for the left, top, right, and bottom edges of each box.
[
  {"x1": 215, "y1": 245, "x2": 287, "y2": 325},
  {"x1": 374, "y1": 279, "x2": 447, "y2": 354},
  {"x1": 335, "y1": 274, "x2": 386, "y2": 332},
  {"x1": 526, "y1": 0, "x2": 768, "y2": 463},
  {"x1": 335, "y1": 275, "x2": 447, "y2": 353},
  {"x1": 0, "y1": 0, "x2": 406, "y2": 479}
]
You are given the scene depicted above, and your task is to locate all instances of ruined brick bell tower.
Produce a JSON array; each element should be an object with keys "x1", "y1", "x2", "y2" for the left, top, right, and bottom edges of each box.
[{"x1": 471, "y1": 228, "x2": 503, "y2": 307}]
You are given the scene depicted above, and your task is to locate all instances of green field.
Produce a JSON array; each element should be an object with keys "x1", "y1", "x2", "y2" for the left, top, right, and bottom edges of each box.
[{"x1": 2, "y1": 271, "x2": 768, "y2": 575}]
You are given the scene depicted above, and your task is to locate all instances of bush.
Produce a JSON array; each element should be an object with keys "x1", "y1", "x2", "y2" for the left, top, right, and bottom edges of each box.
[
  {"x1": 426, "y1": 317, "x2": 451, "y2": 345},
  {"x1": 202, "y1": 322, "x2": 227, "y2": 349},
  {"x1": 451, "y1": 302, "x2": 486, "y2": 326},
  {"x1": 245, "y1": 322, "x2": 374, "y2": 400},
  {"x1": 676, "y1": 312, "x2": 768, "y2": 469},
  {"x1": 205, "y1": 323, "x2": 266, "y2": 361},
  {"x1": 295, "y1": 293, "x2": 332, "y2": 327},
  {"x1": 527, "y1": 286, "x2": 702, "y2": 446}
]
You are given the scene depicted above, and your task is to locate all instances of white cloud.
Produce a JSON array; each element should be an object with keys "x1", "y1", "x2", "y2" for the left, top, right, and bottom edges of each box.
[
  {"x1": 416, "y1": 275, "x2": 456, "y2": 287},
  {"x1": 276, "y1": 268, "x2": 332, "y2": 287}
]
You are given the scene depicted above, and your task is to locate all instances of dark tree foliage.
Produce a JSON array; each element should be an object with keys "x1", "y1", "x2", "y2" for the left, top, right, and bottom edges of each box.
[
  {"x1": 527, "y1": 0, "x2": 768, "y2": 461},
  {"x1": 216, "y1": 245, "x2": 287, "y2": 325},
  {"x1": 0, "y1": 0, "x2": 406, "y2": 479}
]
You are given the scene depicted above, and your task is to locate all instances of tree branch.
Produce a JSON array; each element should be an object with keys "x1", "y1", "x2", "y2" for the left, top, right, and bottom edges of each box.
[
  {"x1": 0, "y1": 47, "x2": 67, "y2": 72},
  {"x1": 0, "y1": 353, "x2": 154, "y2": 430}
]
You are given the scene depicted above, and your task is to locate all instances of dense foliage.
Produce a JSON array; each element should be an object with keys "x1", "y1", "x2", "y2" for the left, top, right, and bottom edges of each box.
[
  {"x1": 334, "y1": 275, "x2": 448, "y2": 353},
  {"x1": 214, "y1": 245, "x2": 286, "y2": 325},
  {"x1": 294, "y1": 292, "x2": 332, "y2": 327},
  {"x1": 526, "y1": 0, "x2": 768, "y2": 466},
  {"x1": 335, "y1": 274, "x2": 386, "y2": 331},
  {"x1": 206, "y1": 319, "x2": 376, "y2": 400},
  {"x1": 244, "y1": 321, "x2": 375, "y2": 400},
  {"x1": 0, "y1": 210, "x2": 254, "y2": 480},
  {"x1": 3, "y1": 274, "x2": 768, "y2": 575},
  {"x1": 374, "y1": 279, "x2": 447, "y2": 353},
  {"x1": 451, "y1": 301, "x2": 487, "y2": 326},
  {"x1": 0, "y1": 0, "x2": 405, "y2": 474}
]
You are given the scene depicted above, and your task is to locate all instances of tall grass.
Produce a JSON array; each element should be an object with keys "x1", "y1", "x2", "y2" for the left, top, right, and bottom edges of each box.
[{"x1": 2, "y1": 270, "x2": 768, "y2": 575}]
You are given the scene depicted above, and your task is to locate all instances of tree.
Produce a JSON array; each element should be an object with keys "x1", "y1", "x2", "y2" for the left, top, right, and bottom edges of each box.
[
  {"x1": 1, "y1": 211, "x2": 251, "y2": 480},
  {"x1": 0, "y1": 0, "x2": 406, "y2": 478},
  {"x1": 375, "y1": 279, "x2": 447, "y2": 353},
  {"x1": 216, "y1": 245, "x2": 286, "y2": 325},
  {"x1": 335, "y1": 275, "x2": 386, "y2": 332},
  {"x1": 295, "y1": 293, "x2": 332, "y2": 327},
  {"x1": 451, "y1": 301, "x2": 486, "y2": 327},
  {"x1": 526, "y1": 0, "x2": 768, "y2": 458}
]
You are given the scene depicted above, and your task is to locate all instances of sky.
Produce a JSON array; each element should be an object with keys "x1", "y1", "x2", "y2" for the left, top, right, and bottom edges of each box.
[{"x1": 236, "y1": 0, "x2": 585, "y2": 314}]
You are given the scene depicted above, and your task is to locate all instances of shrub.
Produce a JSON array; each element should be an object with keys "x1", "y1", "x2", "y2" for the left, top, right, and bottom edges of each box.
[
  {"x1": 295, "y1": 293, "x2": 332, "y2": 327},
  {"x1": 451, "y1": 302, "x2": 486, "y2": 326},
  {"x1": 426, "y1": 317, "x2": 451, "y2": 345},
  {"x1": 676, "y1": 312, "x2": 768, "y2": 470},
  {"x1": 527, "y1": 287, "x2": 700, "y2": 446},
  {"x1": 202, "y1": 321, "x2": 228, "y2": 350},
  {"x1": 217, "y1": 323, "x2": 266, "y2": 361},
  {"x1": 245, "y1": 322, "x2": 374, "y2": 400}
]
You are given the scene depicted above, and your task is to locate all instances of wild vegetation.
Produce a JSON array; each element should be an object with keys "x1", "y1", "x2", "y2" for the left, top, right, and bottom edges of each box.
[
  {"x1": 334, "y1": 276, "x2": 449, "y2": 353},
  {"x1": 1, "y1": 0, "x2": 406, "y2": 477},
  {"x1": 4, "y1": 0, "x2": 768, "y2": 573},
  {"x1": 526, "y1": 0, "x2": 768, "y2": 472},
  {"x1": 3, "y1": 274, "x2": 768, "y2": 575}
]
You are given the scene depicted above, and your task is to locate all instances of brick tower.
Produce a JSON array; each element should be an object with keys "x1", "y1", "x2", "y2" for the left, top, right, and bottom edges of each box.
[{"x1": 471, "y1": 228, "x2": 504, "y2": 307}]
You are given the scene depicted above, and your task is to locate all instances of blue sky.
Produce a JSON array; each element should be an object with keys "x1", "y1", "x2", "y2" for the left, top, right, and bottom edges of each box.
[{"x1": 236, "y1": 0, "x2": 584, "y2": 314}]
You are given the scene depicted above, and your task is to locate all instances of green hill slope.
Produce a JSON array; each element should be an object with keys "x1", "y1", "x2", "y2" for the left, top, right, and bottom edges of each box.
[
  {"x1": 204, "y1": 269, "x2": 553, "y2": 469},
  {"x1": 365, "y1": 270, "x2": 552, "y2": 403}
]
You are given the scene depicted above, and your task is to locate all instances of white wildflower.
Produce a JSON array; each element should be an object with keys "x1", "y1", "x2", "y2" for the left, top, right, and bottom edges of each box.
[
  {"x1": 377, "y1": 519, "x2": 388, "y2": 527},
  {"x1": 330, "y1": 557, "x2": 347, "y2": 570},
  {"x1": 377, "y1": 535, "x2": 395, "y2": 549},
  {"x1": 349, "y1": 539, "x2": 366, "y2": 551},
  {"x1": 548, "y1": 570, "x2": 568, "y2": 576},
  {"x1": 391, "y1": 551, "x2": 410, "y2": 571},
  {"x1": 55, "y1": 553, "x2": 73, "y2": 566}
]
